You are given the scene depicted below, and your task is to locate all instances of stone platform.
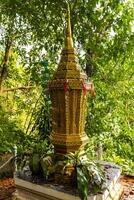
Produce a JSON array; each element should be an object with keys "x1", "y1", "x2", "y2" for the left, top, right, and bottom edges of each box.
[{"x1": 15, "y1": 161, "x2": 123, "y2": 200}]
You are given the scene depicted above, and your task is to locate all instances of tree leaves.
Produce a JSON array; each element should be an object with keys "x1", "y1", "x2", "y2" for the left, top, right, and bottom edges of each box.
[
  {"x1": 0, "y1": 0, "x2": 133, "y2": 173},
  {"x1": 77, "y1": 166, "x2": 88, "y2": 200}
]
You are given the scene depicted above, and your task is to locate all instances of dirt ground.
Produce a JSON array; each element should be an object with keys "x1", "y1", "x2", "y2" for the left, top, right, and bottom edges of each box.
[
  {"x1": 0, "y1": 176, "x2": 133, "y2": 200},
  {"x1": 120, "y1": 176, "x2": 134, "y2": 200},
  {"x1": 0, "y1": 178, "x2": 15, "y2": 200}
]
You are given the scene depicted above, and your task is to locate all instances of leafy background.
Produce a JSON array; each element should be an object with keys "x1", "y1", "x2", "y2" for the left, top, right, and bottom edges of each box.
[{"x1": 0, "y1": 0, "x2": 133, "y2": 173}]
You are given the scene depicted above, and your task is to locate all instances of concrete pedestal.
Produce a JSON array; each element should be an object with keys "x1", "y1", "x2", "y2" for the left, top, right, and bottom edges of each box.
[{"x1": 15, "y1": 161, "x2": 123, "y2": 200}]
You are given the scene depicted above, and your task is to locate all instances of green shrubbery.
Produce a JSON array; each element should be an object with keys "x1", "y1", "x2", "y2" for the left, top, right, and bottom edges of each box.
[{"x1": 0, "y1": 0, "x2": 133, "y2": 176}]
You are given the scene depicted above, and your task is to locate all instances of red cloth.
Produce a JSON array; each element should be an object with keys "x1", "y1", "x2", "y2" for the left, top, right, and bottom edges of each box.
[
  {"x1": 90, "y1": 83, "x2": 96, "y2": 97},
  {"x1": 82, "y1": 80, "x2": 88, "y2": 95},
  {"x1": 64, "y1": 80, "x2": 69, "y2": 93}
]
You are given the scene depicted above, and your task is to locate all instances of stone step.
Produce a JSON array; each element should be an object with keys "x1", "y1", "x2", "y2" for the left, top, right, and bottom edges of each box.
[
  {"x1": 15, "y1": 161, "x2": 123, "y2": 200},
  {"x1": 15, "y1": 177, "x2": 123, "y2": 200}
]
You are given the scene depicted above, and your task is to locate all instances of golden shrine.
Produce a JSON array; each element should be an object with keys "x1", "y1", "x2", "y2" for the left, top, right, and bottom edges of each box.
[
  {"x1": 49, "y1": 6, "x2": 91, "y2": 155},
  {"x1": 15, "y1": 7, "x2": 123, "y2": 200}
]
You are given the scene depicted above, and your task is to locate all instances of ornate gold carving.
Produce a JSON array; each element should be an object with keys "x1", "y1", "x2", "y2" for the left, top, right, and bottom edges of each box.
[
  {"x1": 64, "y1": 3, "x2": 73, "y2": 49},
  {"x1": 50, "y1": 132, "x2": 88, "y2": 154},
  {"x1": 49, "y1": 79, "x2": 91, "y2": 90},
  {"x1": 49, "y1": 5, "x2": 90, "y2": 155}
]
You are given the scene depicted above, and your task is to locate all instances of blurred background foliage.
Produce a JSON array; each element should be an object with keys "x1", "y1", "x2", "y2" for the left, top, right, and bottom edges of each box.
[{"x1": 0, "y1": 0, "x2": 133, "y2": 173}]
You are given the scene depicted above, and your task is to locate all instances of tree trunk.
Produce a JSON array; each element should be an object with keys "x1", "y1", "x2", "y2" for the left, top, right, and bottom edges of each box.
[
  {"x1": 85, "y1": 49, "x2": 96, "y2": 77},
  {"x1": 0, "y1": 37, "x2": 12, "y2": 93}
]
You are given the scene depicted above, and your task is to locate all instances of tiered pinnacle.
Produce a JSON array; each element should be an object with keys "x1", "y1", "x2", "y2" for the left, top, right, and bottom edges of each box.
[
  {"x1": 54, "y1": 4, "x2": 87, "y2": 80},
  {"x1": 49, "y1": 4, "x2": 89, "y2": 155},
  {"x1": 64, "y1": 4, "x2": 73, "y2": 49}
]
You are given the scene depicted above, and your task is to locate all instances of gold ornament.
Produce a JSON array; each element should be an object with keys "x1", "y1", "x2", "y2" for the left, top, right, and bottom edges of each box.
[{"x1": 49, "y1": 4, "x2": 90, "y2": 155}]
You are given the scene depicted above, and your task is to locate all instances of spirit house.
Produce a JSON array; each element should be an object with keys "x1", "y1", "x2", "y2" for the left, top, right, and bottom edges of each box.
[{"x1": 49, "y1": 7, "x2": 91, "y2": 155}]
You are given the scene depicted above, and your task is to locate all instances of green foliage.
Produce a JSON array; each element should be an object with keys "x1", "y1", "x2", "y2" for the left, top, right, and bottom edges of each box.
[
  {"x1": 65, "y1": 150, "x2": 105, "y2": 200},
  {"x1": 0, "y1": 104, "x2": 23, "y2": 153},
  {"x1": 0, "y1": 0, "x2": 133, "y2": 176},
  {"x1": 24, "y1": 60, "x2": 53, "y2": 139},
  {"x1": 18, "y1": 139, "x2": 54, "y2": 177},
  {"x1": 86, "y1": 70, "x2": 134, "y2": 172}
]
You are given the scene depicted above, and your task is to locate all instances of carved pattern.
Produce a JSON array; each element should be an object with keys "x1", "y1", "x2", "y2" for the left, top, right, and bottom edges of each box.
[
  {"x1": 65, "y1": 91, "x2": 69, "y2": 134},
  {"x1": 49, "y1": 79, "x2": 91, "y2": 90},
  {"x1": 49, "y1": 7, "x2": 90, "y2": 155}
]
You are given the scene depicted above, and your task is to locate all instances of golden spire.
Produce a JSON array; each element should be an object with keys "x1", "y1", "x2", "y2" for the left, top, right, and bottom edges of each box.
[
  {"x1": 64, "y1": 3, "x2": 73, "y2": 49},
  {"x1": 49, "y1": 1, "x2": 89, "y2": 156},
  {"x1": 53, "y1": 2, "x2": 87, "y2": 79}
]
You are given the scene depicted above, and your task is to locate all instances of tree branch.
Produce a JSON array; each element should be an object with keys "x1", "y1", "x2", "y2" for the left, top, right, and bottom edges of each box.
[
  {"x1": 0, "y1": 37, "x2": 13, "y2": 92},
  {"x1": 3, "y1": 86, "x2": 34, "y2": 92}
]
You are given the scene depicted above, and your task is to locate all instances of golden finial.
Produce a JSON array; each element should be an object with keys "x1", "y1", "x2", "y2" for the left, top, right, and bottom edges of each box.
[{"x1": 64, "y1": 3, "x2": 73, "y2": 49}]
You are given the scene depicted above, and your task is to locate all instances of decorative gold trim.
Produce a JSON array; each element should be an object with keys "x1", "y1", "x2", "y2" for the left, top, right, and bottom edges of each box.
[
  {"x1": 49, "y1": 4, "x2": 90, "y2": 155},
  {"x1": 64, "y1": 3, "x2": 73, "y2": 49}
]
